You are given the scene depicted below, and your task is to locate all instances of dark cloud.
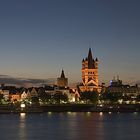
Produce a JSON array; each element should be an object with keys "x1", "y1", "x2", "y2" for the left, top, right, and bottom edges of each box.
[{"x1": 0, "y1": 75, "x2": 56, "y2": 87}]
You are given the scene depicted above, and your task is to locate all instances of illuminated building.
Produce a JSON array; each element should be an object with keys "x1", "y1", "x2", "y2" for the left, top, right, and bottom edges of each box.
[
  {"x1": 79, "y1": 48, "x2": 100, "y2": 92},
  {"x1": 107, "y1": 77, "x2": 140, "y2": 95}
]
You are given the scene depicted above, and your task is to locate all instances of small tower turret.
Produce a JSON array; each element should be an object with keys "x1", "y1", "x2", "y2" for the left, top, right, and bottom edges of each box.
[{"x1": 57, "y1": 70, "x2": 68, "y2": 88}]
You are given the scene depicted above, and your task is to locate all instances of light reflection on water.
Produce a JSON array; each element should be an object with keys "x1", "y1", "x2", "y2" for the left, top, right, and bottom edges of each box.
[
  {"x1": 20, "y1": 113, "x2": 26, "y2": 120},
  {"x1": 19, "y1": 113, "x2": 26, "y2": 140},
  {"x1": 0, "y1": 112, "x2": 140, "y2": 140},
  {"x1": 99, "y1": 112, "x2": 103, "y2": 116}
]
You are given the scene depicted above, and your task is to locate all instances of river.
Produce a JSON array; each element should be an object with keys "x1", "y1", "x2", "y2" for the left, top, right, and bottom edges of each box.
[{"x1": 0, "y1": 112, "x2": 140, "y2": 140}]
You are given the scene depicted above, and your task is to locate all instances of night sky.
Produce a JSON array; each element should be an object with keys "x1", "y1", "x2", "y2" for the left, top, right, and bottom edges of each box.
[{"x1": 0, "y1": 0, "x2": 140, "y2": 85}]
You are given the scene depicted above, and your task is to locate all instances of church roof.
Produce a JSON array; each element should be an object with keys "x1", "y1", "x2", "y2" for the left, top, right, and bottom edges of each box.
[
  {"x1": 88, "y1": 48, "x2": 95, "y2": 69},
  {"x1": 88, "y1": 48, "x2": 93, "y2": 61},
  {"x1": 61, "y1": 69, "x2": 65, "y2": 78}
]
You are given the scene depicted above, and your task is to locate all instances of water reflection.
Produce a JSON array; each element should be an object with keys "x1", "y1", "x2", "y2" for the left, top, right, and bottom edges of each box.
[
  {"x1": 99, "y1": 112, "x2": 103, "y2": 116},
  {"x1": 0, "y1": 113, "x2": 140, "y2": 140},
  {"x1": 19, "y1": 113, "x2": 26, "y2": 140},
  {"x1": 68, "y1": 112, "x2": 77, "y2": 116},
  {"x1": 47, "y1": 112, "x2": 52, "y2": 115},
  {"x1": 86, "y1": 112, "x2": 91, "y2": 117},
  {"x1": 20, "y1": 113, "x2": 26, "y2": 120}
]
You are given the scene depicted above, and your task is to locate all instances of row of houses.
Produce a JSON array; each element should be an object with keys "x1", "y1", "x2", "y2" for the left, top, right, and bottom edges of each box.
[{"x1": 0, "y1": 85, "x2": 79, "y2": 103}]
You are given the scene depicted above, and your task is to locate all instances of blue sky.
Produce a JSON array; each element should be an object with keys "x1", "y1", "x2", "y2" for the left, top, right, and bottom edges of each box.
[{"x1": 0, "y1": 0, "x2": 140, "y2": 85}]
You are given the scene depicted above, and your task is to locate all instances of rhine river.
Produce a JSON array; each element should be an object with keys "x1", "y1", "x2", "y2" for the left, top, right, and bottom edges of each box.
[{"x1": 0, "y1": 112, "x2": 140, "y2": 140}]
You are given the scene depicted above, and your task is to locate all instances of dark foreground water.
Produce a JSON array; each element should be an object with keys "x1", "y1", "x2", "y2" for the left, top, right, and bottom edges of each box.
[{"x1": 0, "y1": 112, "x2": 140, "y2": 140}]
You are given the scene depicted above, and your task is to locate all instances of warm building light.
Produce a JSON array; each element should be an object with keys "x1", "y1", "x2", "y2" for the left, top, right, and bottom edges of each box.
[
  {"x1": 99, "y1": 104, "x2": 103, "y2": 107},
  {"x1": 126, "y1": 101, "x2": 130, "y2": 104},
  {"x1": 132, "y1": 100, "x2": 136, "y2": 104},
  {"x1": 21, "y1": 103, "x2": 26, "y2": 108},
  {"x1": 118, "y1": 99, "x2": 123, "y2": 104},
  {"x1": 72, "y1": 97, "x2": 75, "y2": 102}
]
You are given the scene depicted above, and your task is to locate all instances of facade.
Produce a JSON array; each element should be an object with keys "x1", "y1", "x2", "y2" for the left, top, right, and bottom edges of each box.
[
  {"x1": 57, "y1": 70, "x2": 68, "y2": 88},
  {"x1": 10, "y1": 94, "x2": 21, "y2": 102},
  {"x1": 106, "y1": 78, "x2": 140, "y2": 96},
  {"x1": 1, "y1": 90, "x2": 10, "y2": 101},
  {"x1": 79, "y1": 48, "x2": 100, "y2": 92},
  {"x1": 21, "y1": 91, "x2": 28, "y2": 101}
]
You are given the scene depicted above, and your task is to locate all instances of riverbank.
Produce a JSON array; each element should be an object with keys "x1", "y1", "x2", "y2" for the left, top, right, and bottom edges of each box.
[
  {"x1": 0, "y1": 104, "x2": 140, "y2": 113},
  {"x1": 41, "y1": 104, "x2": 140, "y2": 113}
]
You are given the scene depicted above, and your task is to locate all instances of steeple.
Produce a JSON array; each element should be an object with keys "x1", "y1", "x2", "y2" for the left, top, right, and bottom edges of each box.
[
  {"x1": 88, "y1": 48, "x2": 93, "y2": 61},
  {"x1": 57, "y1": 69, "x2": 68, "y2": 87},
  {"x1": 88, "y1": 48, "x2": 94, "y2": 69},
  {"x1": 61, "y1": 69, "x2": 65, "y2": 78}
]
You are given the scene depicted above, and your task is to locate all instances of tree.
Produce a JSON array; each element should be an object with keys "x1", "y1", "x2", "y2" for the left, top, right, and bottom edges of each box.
[
  {"x1": 136, "y1": 95, "x2": 140, "y2": 102},
  {"x1": 31, "y1": 97, "x2": 39, "y2": 105},
  {"x1": 53, "y1": 92, "x2": 68, "y2": 104},
  {"x1": 39, "y1": 92, "x2": 52, "y2": 104},
  {"x1": 80, "y1": 91, "x2": 98, "y2": 104},
  {"x1": 0, "y1": 94, "x2": 4, "y2": 104},
  {"x1": 122, "y1": 94, "x2": 131, "y2": 102},
  {"x1": 100, "y1": 92, "x2": 123, "y2": 104},
  {"x1": 60, "y1": 94, "x2": 68, "y2": 103}
]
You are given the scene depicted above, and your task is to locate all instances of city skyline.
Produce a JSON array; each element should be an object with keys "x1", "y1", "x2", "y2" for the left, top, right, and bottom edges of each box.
[{"x1": 0, "y1": 0, "x2": 140, "y2": 85}]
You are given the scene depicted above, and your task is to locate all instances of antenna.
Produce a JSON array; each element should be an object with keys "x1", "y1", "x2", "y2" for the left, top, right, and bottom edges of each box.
[{"x1": 117, "y1": 75, "x2": 119, "y2": 80}]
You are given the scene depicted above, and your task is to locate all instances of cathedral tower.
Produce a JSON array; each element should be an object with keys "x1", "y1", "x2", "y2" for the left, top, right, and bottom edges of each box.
[{"x1": 79, "y1": 48, "x2": 99, "y2": 92}]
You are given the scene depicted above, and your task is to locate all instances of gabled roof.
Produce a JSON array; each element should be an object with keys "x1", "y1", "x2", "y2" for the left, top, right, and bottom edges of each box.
[{"x1": 87, "y1": 79, "x2": 98, "y2": 86}]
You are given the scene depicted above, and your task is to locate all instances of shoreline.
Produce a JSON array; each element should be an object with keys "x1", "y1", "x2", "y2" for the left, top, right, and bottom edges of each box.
[{"x1": 0, "y1": 104, "x2": 140, "y2": 113}]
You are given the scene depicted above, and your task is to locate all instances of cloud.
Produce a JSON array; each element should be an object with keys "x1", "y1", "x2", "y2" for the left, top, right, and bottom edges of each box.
[{"x1": 0, "y1": 75, "x2": 56, "y2": 87}]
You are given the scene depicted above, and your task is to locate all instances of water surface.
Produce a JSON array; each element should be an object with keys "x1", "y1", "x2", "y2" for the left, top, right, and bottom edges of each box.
[{"x1": 0, "y1": 112, "x2": 140, "y2": 140}]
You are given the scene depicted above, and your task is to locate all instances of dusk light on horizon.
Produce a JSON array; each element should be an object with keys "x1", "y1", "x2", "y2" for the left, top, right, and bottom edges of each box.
[
  {"x1": 0, "y1": 0, "x2": 140, "y2": 85},
  {"x1": 1, "y1": 1, "x2": 140, "y2": 140}
]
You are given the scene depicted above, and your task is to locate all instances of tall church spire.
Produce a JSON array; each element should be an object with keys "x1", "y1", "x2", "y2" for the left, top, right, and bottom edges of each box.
[
  {"x1": 61, "y1": 69, "x2": 65, "y2": 78},
  {"x1": 88, "y1": 48, "x2": 94, "y2": 69},
  {"x1": 88, "y1": 48, "x2": 93, "y2": 61}
]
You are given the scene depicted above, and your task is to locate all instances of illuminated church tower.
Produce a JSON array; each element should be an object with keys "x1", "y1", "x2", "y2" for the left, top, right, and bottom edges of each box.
[{"x1": 79, "y1": 48, "x2": 99, "y2": 92}]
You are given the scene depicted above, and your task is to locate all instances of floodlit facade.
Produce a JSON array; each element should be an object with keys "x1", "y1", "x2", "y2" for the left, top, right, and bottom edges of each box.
[{"x1": 79, "y1": 48, "x2": 101, "y2": 92}]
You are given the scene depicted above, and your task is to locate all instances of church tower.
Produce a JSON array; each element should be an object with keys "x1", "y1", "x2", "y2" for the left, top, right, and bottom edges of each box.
[
  {"x1": 57, "y1": 70, "x2": 68, "y2": 88},
  {"x1": 79, "y1": 48, "x2": 99, "y2": 92}
]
